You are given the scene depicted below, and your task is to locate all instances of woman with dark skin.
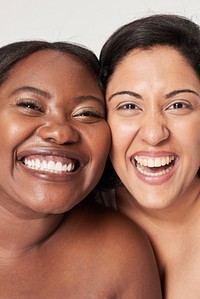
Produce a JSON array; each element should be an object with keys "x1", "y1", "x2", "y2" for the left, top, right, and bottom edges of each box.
[
  {"x1": 0, "y1": 40, "x2": 161, "y2": 298},
  {"x1": 99, "y1": 14, "x2": 200, "y2": 298}
]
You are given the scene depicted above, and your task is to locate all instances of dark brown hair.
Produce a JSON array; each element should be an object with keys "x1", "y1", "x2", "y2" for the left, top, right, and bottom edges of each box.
[{"x1": 99, "y1": 14, "x2": 200, "y2": 189}]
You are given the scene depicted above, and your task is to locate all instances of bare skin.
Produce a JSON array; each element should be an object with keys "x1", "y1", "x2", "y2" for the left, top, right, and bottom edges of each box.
[
  {"x1": 0, "y1": 48, "x2": 162, "y2": 298},
  {"x1": 116, "y1": 184, "x2": 200, "y2": 299},
  {"x1": 106, "y1": 46, "x2": 200, "y2": 298},
  {"x1": 0, "y1": 199, "x2": 161, "y2": 299}
]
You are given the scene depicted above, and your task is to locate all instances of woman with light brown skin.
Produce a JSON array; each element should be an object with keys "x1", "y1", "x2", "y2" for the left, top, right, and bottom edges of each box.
[
  {"x1": 99, "y1": 14, "x2": 200, "y2": 298},
  {"x1": 0, "y1": 40, "x2": 161, "y2": 298}
]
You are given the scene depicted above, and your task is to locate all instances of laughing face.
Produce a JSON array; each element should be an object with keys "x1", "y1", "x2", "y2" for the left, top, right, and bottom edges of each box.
[
  {"x1": 106, "y1": 46, "x2": 200, "y2": 209},
  {"x1": 0, "y1": 50, "x2": 110, "y2": 215}
]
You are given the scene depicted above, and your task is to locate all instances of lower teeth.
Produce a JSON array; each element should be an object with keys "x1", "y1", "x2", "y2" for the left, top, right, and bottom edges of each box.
[{"x1": 136, "y1": 164, "x2": 173, "y2": 177}]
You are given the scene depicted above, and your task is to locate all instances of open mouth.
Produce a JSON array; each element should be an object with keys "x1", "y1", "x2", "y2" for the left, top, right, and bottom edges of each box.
[
  {"x1": 133, "y1": 155, "x2": 176, "y2": 177},
  {"x1": 21, "y1": 155, "x2": 80, "y2": 174}
]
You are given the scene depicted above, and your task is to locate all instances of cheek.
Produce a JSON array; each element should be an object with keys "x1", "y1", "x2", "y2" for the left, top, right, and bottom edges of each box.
[
  {"x1": 196, "y1": 129, "x2": 200, "y2": 167},
  {"x1": 168, "y1": 119, "x2": 200, "y2": 174},
  {"x1": 85, "y1": 124, "x2": 111, "y2": 185},
  {"x1": 0, "y1": 113, "x2": 32, "y2": 147},
  {"x1": 109, "y1": 127, "x2": 129, "y2": 173},
  {"x1": 174, "y1": 118, "x2": 200, "y2": 150},
  {"x1": 108, "y1": 117, "x2": 137, "y2": 158},
  {"x1": 87, "y1": 123, "x2": 111, "y2": 163},
  {"x1": 0, "y1": 124, "x2": 22, "y2": 150}
]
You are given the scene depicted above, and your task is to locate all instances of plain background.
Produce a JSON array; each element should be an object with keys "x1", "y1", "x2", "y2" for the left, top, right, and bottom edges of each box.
[{"x1": 1, "y1": 0, "x2": 199, "y2": 56}]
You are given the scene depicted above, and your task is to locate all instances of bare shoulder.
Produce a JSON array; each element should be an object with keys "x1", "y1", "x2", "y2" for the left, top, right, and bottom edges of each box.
[
  {"x1": 60, "y1": 200, "x2": 162, "y2": 298},
  {"x1": 94, "y1": 202, "x2": 162, "y2": 298}
]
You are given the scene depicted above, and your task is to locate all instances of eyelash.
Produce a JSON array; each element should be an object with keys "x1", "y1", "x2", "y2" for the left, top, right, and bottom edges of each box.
[
  {"x1": 16, "y1": 99, "x2": 44, "y2": 112},
  {"x1": 74, "y1": 109, "x2": 104, "y2": 118},
  {"x1": 117, "y1": 103, "x2": 141, "y2": 110},
  {"x1": 116, "y1": 101, "x2": 192, "y2": 111},
  {"x1": 72, "y1": 108, "x2": 105, "y2": 124},
  {"x1": 167, "y1": 101, "x2": 192, "y2": 110}
]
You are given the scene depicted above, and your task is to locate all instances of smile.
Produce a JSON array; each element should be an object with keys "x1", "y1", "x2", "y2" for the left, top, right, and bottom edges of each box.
[
  {"x1": 21, "y1": 155, "x2": 80, "y2": 174},
  {"x1": 24, "y1": 158, "x2": 75, "y2": 173},
  {"x1": 133, "y1": 155, "x2": 176, "y2": 177}
]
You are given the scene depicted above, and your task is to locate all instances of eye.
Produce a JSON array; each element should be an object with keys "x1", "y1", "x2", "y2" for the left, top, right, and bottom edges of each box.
[
  {"x1": 16, "y1": 99, "x2": 44, "y2": 113},
  {"x1": 166, "y1": 100, "x2": 193, "y2": 114},
  {"x1": 109, "y1": 101, "x2": 142, "y2": 118},
  {"x1": 118, "y1": 103, "x2": 141, "y2": 110},
  {"x1": 73, "y1": 107, "x2": 105, "y2": 123},
  {"x1": 168, "y1": 102, "x2": 191, "y2": 109}
]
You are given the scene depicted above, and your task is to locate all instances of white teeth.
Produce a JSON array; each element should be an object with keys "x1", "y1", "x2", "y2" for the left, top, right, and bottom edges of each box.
[
  {"x1": 47, "y1": 161, "x2": 55, "y2": 171},
  {"x1": 55, "y1": 161, "x2": 62, "y2": 172},
  {"x1": 134, "y1": 155, "x2": 175, "y2": 167},
  {"x1": 41, "y1": 160, "x2": 47, "y2": 170},
  {"x1": 161, "y1": 158, "x2": 166, "y2": 166},
  {"x1": 67, "y1": 163, "x2": 74, "y2": 172},
  {"x1": 136, "y1": 164, "x2": 173, "y2": 176},
  {"x1": 148, "y1": 159, "x2": 154, "y2": 167},
  {"x1": 35, "y1": 159, "x2": 41, "y2": 168},
  {"x1": 62, "y1": 164, "x2": 67, "y2": 171},
  {"x1": 143, "y1": 158, "x2": 148, "y2": 166},
  {"x1": 23, "y1": 159, "x2": 75, "y2": 173}
]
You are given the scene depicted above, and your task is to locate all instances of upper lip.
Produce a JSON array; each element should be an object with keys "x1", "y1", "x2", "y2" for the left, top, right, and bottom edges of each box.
[
  {"x1": 132, "y1": 151, "x2": 177, "y2": 158},
  {"x1": 17, "y1": 147, "x2": 88, "y2": 167}
]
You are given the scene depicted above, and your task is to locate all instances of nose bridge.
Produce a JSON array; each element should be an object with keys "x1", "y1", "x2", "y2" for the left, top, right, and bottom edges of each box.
[
  {"x1": 140, "y1": 108, "x2": 169, "y2": 145},
  {"x1": 37, "y1": 113, "x2": 79, "y2": 144}
]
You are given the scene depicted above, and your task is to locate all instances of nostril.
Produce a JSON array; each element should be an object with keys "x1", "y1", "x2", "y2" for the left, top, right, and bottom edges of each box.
[
  {"x1": 140, "y1": 120, "x2": 169, "y2": 145},
  {"x1": 37, "y1": 123, "x2": 80, "y2": 145}
]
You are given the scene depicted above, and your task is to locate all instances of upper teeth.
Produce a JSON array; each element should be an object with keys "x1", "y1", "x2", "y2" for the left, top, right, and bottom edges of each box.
[
  {"x1": 24, "y1": 159, "x2": 75, "y2": 173},
  {"x1": 134, "y1": 155, "x2": 175, "y2": 167}
]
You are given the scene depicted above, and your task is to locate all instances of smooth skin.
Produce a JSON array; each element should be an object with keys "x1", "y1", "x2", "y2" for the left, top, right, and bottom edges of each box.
[
  {"x1": 106, "y1": 46, "x2": 200, "y2": 298},
  {"x1": 0, "y1": 49, "x2": 161, "y2": 298}
]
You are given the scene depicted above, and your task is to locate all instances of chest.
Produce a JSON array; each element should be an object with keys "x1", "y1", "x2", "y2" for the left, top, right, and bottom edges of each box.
[
  {"x1": 150, "y1": 227, "x2": 200, "y2": 299},
  {"x1": 163, "y1": 255, "x2": 200, "y2": 299},
  {"x1": 0, "y1": 248, "x2": 115, "y2": 299}
]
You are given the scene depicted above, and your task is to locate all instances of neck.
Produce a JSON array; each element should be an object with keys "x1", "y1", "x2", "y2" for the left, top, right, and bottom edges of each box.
[
  {"x1": 116, "y1": 178, "x2": 200, "y2": 227},
  {"x1": 0, "y1": 205, "x2": 64, "y2": 257}
]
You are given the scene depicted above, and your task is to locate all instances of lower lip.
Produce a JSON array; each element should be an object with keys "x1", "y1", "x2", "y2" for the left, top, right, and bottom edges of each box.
[
  {"x1": 18, "y1": 161, "x2": 82, "y2": 182},
  {"x1": 131, "y1": 159, "x2": 178, "y2": 185}
]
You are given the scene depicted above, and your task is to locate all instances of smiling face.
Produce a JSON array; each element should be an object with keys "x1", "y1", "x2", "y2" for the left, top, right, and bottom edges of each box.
[
  {"x1": 106, "y1": 46, "x2": 200, "y2": 209},
  {"x1": 0, "y1": 49, "x2": 110, "y2": 216}
]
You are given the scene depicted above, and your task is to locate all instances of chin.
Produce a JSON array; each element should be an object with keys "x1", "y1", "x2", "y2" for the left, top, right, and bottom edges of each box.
[
  {"x1": 137, "y1": 197, "x2": 175, "y2": 210},
  {"x1": 130, "y1": 190, "x2": 170, "y2": 209}
]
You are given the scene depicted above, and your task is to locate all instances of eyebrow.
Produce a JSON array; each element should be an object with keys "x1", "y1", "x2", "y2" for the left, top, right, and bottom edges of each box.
[
  {"x1": 165, "y1": 89, "x2": 200, "y2": 99},
  {"x1": 108, "y1": 89, "x2": 200, "y2": 101},
  {"x1": 108, "y1": 91, "x2": 142, "y2": 101},
  {"x1": 9, "y1": 86, "x2": 104, "y2": 106},
  {"x1": 9, "y1": 86, "x2": 51, "y2": 98}
]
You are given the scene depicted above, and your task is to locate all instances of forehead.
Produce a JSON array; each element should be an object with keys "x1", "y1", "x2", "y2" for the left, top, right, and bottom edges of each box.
[
  {"x1": 117, "y1": 46, "x2": 193, "y2": 72},
  {"x1": 9, "y1": 50, "x2": 92, "y2": 80},
  {"x1": 107, "y1": 46, "x2": 199, "y2": 93},
  {"x1": 3, "y1": 49, "x2": 102, "y2": 97}
]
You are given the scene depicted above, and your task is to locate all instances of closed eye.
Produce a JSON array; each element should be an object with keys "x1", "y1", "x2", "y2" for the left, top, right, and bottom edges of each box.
[
  {"x1": 77, "y1": 110, "x2": 102, "y2": 117},
  {"x1": 16, "y1": 99, "x2": 44, "y2": 113},
  {"x1": 73, "y1": 108, "x2": 105, "y2": 123}
]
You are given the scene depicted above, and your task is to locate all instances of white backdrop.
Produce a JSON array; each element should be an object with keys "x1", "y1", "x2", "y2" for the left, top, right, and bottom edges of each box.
[{"x1": 1, "y1": 0, "x2": 199, "y2": 55}]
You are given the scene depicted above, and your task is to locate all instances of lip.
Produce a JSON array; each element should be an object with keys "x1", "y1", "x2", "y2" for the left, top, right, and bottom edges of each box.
[
  {"x1": 17, "y1": 147, "x2": 87, "y2": 162},
  {"x1": 132, "y1": 150, "x2": 176, "y2": 157},
  {"x1": 130, "y1": 151, "x2": 179, "y2": 185},
  {"x1": 17, "y1": 147, "x2": 88, "y2": 182}
]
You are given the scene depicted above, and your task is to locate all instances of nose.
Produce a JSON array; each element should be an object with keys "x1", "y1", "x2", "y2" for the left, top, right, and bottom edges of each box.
[
  {"x1": 140, "y1": 112, "x2": 169, "y2": 146},
  {"x1": 36, "y1": 116, "x2": 80, "y2": 145}
]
